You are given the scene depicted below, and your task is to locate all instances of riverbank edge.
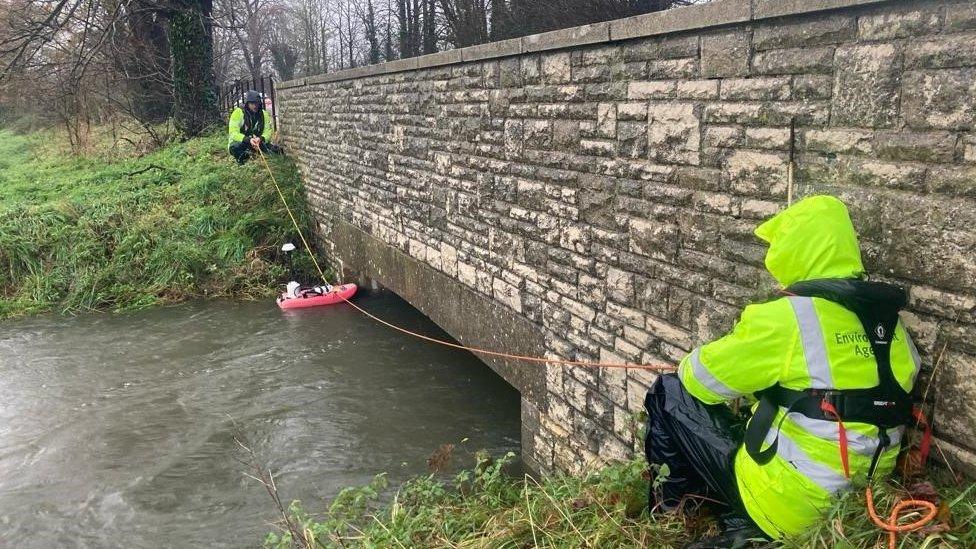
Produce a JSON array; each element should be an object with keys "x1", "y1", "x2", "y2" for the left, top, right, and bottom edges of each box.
[
  {"x1": 0, "y1": 128, "x2": 326, "y2": 320},
  {"x1": 263, "y1": 450, "x2": 975, "y2": 548}
]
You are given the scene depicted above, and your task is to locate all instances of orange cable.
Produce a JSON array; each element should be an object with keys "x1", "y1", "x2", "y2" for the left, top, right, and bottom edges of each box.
[
  {"x1": 865, "y1": 486, "x2": 938, "y2": 549},
  {"x1": 257, "y1": 148, "x2": 676, "y2": 373}
]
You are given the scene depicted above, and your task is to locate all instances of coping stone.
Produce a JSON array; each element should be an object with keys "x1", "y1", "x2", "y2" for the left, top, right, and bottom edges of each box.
[
  {"x1": 460, "y1": 38, "x2": 523, "y2": 63},
  {"x1": 610, "y1": 0, "x2": 752, "y2": 42},
  {"x1": 277, "y1": 78, "x2": 306, "y2": 90},
  {"x1": 285, "y1": 0, "x2": 902, "y2": 88},
  {"x1": 414, "y1": 48, "x2": 464, "y2": 70},
  {"x1": 521, "y1": 22, "x2": 611, "y2": 53},
  {"x1": 753, "y1": 0, "x2": 889, "y2": 20}
]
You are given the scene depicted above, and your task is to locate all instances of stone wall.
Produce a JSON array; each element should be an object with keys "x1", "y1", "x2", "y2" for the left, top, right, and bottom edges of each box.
[{"x1": 277, "y1": 0, "x2": 976, "y2": 475}]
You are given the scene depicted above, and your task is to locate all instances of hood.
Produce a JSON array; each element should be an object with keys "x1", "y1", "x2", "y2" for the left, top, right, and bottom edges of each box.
[{"x1": 754, "y1": 195, "x2": 864, "y2": 287}]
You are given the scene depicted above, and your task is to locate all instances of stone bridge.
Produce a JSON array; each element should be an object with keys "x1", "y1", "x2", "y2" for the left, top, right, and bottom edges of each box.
[{"x1": 276, "y1": 0, "x2": 976, "y2": 475}]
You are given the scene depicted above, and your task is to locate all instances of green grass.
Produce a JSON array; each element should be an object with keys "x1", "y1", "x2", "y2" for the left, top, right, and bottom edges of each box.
[
  {"x1": 0, "y1": 128, "x2": 322, "y2": 319},
  {"x1": 265, "y1": 453, "x2": 976, "y2": 548}
]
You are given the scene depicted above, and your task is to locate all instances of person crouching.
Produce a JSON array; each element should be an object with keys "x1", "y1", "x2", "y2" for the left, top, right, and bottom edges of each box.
[{"x1": 228, "y1": 90, "x2": 282, "y2": 164}]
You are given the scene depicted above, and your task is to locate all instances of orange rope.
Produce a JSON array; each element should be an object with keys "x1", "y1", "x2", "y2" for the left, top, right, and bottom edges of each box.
[
  {"x1": 257, "y1": 149, "x2": 676, "y2": 373},
  {"x1": 865, "y1": 486, "x2": 938, "y2": 549}
]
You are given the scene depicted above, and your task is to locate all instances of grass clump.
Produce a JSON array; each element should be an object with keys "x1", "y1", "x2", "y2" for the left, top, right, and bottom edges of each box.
[
  {"x1": 0, "y1": 128, "x2": 322, "y2": 319},
  {"x1": 264, "y1": 453, "x2": 976, "y2": 548}
]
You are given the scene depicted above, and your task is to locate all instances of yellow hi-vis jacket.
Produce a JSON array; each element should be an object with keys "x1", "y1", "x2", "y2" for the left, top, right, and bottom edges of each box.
[
  {"x1": 677, "y1": 195, "x2": 921, "y2": 539},
  {"x1": 228, "y1": 106, "x2": 273, "y2": 147}
]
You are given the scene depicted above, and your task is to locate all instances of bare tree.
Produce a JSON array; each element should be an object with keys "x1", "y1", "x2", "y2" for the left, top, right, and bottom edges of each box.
[{"x1": 216, "y1": 0, "x2": 275, "y2": 80}]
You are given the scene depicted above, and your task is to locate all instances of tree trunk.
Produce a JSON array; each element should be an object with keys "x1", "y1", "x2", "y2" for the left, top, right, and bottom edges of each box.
[
  {"x1": 169, "y1": 0, "x2": 219, "y2": 137},
  {"x1": 122, "y1": 1, "x2": 173, "y2": 124}
]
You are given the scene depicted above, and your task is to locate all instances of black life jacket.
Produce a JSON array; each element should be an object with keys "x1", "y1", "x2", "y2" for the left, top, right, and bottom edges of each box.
[
  {"x1": 241, "y1": 108, "x2": 265, "y2": 139},
  {"x1": 743, "y1": 278, "x2": 930, "y2": 480}
]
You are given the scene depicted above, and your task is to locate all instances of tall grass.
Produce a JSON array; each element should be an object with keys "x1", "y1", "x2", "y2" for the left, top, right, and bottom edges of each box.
[
  {"x1": 264, "y1": 452, "x2": 976, "y2": 548},
  {"x1": 0, "y1": 129, "x2": 322, "y2": 319}
]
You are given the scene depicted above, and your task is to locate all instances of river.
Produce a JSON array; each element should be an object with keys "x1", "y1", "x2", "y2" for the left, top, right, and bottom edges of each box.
[{"x1": 0, "y1": 290, "x2": 521, "y2": 548}]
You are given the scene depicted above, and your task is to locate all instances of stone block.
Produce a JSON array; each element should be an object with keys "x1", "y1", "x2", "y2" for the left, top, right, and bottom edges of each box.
[
  {"x1": 606, "y1": 266, "x2": 635, "y2": 304},
  {"x1": 648, "y1": 58, "x2": 698, "y2": 79},
  {"x1": 965, "y1": 134, "x2": 976, "y2": 163},
  {"x1": 946, "y1": 1, "x2": 976, "y2": 32},
  {"x1": 831, "y1": 43, "x2": 902, "y2": 127},
  {"x1": 792, "y1": 74, "x2": 833, "y2": 100},
  {"x1": 629, "y1": 218, "x2": 679, "y2": 260},
  {"x1": 743, "y1": 127, "x2": 790, "y2": 150},
  {"x1": 617, "y1": 102, "x2": 648, "y2": 120},
  {"x1": 871, "y1": 131, "x2": 958, "y2": 163},
  {"x1": 627, "y1": 80, "x2": 676, "y2": 100},
  {"x1": 552, "y1": 119, "x2": 580, "y2": 149},
  {"x1": 647, "y1": 102, "x2": 701, "y2": 165},
  {"x1": 724, "y1": 150, "x2": 788, "y2": 198},
  {"x1": 704, "y1": 126, "x2": 743, "y2": 149},
  {"x1": 753, "y1": 13, "x2": 854, "y2": 50},
  {"x1": 621, "y1": 34, "x2": 699, "y2": 62},
  {"x1": 902, "y1": 69, "x2": 976, "y2": 130},
  {"x1": 499, "y1": 57, "x2": 521, "y2": 87},
  {"x1": 752, "y1": 46, "x2": 835, "y2": 75},
  {"x1": 521, "y1": 55, "x2": 542, "y2": 84},
  {"x1": 905, "y1": 34, "x2": 976, "y2": 70},
  {"x1": 926, "y1": 165, "x2": 976, "y2": 197},
  {"x1": 701, "y1": 30, "x2": 750, "y2": 78},
  {"x1": 804, "y1": 128, "x2": 874, "y2": 155},
  {"x1": 573, "y1": 64, "x2": 611, "y2": 83},
  {"x1": 541, "y1": 52, "x2": 572, "y2": 83},
  {"x1": 580, "y1": 138, "x2": 617, "y2": 156},
  {"x1": 617, "y1": 121, "x2": 648, "y2": 159},
  {"x1": 719, "y1": 77, "x2": 791, "y2": 101},
  {"x1": 858, "y1": 7, "x2": 941, "y2": 41},
  {"x1": 580, "y1": 46, "x2": 618, "y2": 66},
  {"x1": 677, "y1": 80, "x2": 719, "y2": 100},
  {"x1": 931, "y1": 351, "x2": 976, "y2": 445}
]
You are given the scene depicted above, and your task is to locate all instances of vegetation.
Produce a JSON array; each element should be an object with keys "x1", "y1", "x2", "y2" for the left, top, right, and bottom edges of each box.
[
  {"x1": 264, "y1": 452, "x2": 976, "y2": 548},
  {"x1": 0, "y1": 128, "x2": 321, "y2": 320}
]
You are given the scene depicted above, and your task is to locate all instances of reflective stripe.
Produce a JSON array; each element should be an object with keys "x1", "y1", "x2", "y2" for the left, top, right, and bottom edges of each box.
[
  {"x1": 765, "y1": 425, "x2": 850, "y2": 494},
  {"x1": 788, "y1": 296, "x2": 833, "y2": 388},
  {"x1": 689, "y1": 347, "x2": 739, "y2": 399},
  {"x1": 906, "y1": 332, "x2": 923, "y2": 381},
  {"x1": 787, "y1": 412, "x2": 904, "y2": 456}
]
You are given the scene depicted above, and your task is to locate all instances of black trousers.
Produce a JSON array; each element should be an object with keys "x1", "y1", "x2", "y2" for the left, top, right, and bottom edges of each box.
[
  {"x1": 229, "y1": 140, "x2": 283, "y2": 164},
  {"x1": 644, "y1": 373, "x2": 751, "y2": 518}
]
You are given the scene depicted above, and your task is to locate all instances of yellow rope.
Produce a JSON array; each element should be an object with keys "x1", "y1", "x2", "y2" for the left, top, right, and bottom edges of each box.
[{"x1": 258, "y1": 148, "x2": 329, "y2": 284}]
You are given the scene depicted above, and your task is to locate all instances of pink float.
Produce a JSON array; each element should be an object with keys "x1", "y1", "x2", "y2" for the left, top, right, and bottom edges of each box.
[{"x1": 276, "y1": 283, "x2": 358, "y2": 310}]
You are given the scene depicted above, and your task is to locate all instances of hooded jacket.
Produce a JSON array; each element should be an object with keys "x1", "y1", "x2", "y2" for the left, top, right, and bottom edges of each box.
[
  {"x1": 228, "y1": 103, "x2": 273, "y2": 147},
  {"x1": 677, "y1": 195, "x2": 921, "y2": 538}
]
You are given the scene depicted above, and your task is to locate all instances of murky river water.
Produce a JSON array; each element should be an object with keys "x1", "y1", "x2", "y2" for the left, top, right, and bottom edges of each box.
[{"x1": 0, "y1": 290, "x2": 521, "y2": 548}]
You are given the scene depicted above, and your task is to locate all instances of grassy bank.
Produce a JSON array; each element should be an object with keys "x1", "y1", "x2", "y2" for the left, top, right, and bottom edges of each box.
[
  {"x1": 0, "y1": 129, "x2": 321, "y2": 319},
  {"x1": 265, "y1": 453, "x2": 975, "y2": 548}
]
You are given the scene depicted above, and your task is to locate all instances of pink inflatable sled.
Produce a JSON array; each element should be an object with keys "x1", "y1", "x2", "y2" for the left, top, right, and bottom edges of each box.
[{"x1": 276, "y1": 283, "x2": 358, "y2": 310}]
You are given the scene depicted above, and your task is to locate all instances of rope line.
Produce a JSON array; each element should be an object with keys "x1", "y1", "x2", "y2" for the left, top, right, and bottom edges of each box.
[
  {"x1": 257, "y1": 149, "x2": 674, "y2": 373},
  {"x1": 865, "y1": 486, "x2": 938, "y2": 549}
]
